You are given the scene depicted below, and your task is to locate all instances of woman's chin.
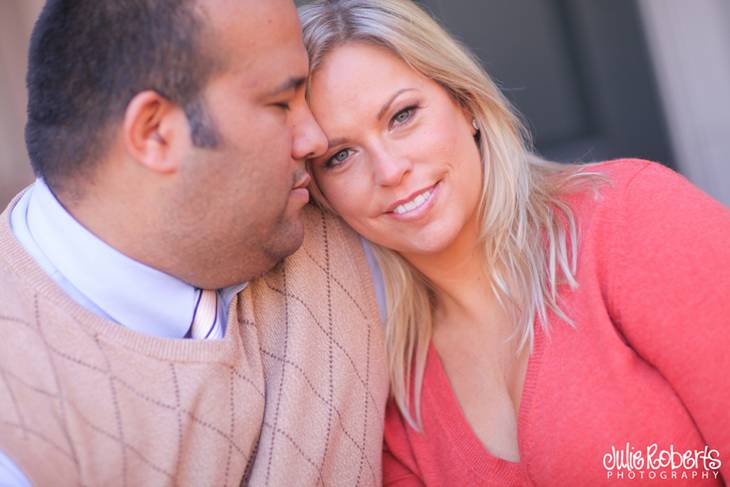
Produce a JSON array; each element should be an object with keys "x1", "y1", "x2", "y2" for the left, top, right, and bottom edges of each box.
[{"x1": 374, "y1": 231, "x2": 461, "y2": 258}]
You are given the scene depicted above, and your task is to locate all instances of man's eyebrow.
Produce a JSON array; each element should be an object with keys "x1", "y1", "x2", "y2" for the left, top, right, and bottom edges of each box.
[
  {"x1": 377, "y1": 88, "x2": 417, "y2": 120},
  {"x1": 268, "y1": 76, "x2": 306, "y2": 97},
  {"x1": 326, "y1": 137, "x2": 347, "y2": 150}
]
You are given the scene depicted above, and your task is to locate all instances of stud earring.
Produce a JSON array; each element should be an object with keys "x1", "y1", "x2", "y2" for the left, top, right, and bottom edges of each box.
[{"x1": 472, "y1": 118, "x2": 481, "y2": 140}]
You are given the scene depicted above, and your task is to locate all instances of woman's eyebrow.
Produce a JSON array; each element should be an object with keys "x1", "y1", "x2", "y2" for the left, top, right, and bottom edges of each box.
[
  {"x1": 323, "y1": 88, "x2": 419, "y2": 151},
  {"x1": 377, "y1": 88, "x2": 417, "y2": 120}
]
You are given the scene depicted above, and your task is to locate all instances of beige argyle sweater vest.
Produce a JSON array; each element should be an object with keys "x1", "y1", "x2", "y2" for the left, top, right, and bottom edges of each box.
[{"x1": 0, "y1": 196, "x2": 388, "y2": 487}]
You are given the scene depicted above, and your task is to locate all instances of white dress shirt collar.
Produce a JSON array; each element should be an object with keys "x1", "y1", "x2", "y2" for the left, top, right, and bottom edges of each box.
[{"x1": 10, "y1": 179, "x2": 245, "y2": 338}]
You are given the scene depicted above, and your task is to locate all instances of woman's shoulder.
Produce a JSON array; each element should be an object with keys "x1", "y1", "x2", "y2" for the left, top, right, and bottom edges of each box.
[
  {"x1": 559, "y1": 158, "x2": 726, "y2": 268},
  {"x1": 571, "y1": 157, "x2": 725, "y2": 216},
  {"x1": 580, "y1": 157, "x2": 657, "y2": 176},
  {"x1": 565, "y1": 158, "x2": 699, "y2": 218},
  {"x1": 577, "y1": 157, "x2": 673, "y2": 196},
  {"x1": 565, "y1": 157, "x2": 730, "y2": 274}
]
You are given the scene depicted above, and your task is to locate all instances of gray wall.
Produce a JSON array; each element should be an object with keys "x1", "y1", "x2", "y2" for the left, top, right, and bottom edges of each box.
[{"x1": 639, "y1": 0, "x2": 730, "y2": 206}]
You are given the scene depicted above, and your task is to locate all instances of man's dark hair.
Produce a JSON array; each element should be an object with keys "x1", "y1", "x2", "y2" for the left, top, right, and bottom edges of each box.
[{"x1": 25, "y1": 0, "x2": 222, "y2": 191}]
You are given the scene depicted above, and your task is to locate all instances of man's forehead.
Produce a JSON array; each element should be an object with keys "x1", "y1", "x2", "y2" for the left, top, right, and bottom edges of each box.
[
  {"x1": 223, "y1": 39, "x2": 308, "y2": 97},
  {"x1": 202, "y1": 0, "x2": 306, "y2": 71},
  {"x1": 202, "y1": 0, "x2": 299, "y2": 39}
]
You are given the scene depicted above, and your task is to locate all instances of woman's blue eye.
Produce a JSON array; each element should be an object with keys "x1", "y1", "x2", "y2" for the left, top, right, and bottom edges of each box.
[
  {"x1": 327, "y1": 149, "x2": 351, "y2": 167},
  {"x1": 392, "y1": 106, "x2": 416, "y2": 126}
]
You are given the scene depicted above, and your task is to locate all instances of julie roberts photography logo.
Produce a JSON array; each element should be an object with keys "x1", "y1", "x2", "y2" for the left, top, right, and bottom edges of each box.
[{"x1": 603, "y1": 443, "x2": 722, "y2": 481}]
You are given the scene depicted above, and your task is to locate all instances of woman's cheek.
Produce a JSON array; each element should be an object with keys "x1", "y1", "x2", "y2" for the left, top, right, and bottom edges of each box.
[{"x1": 323, "y1": 181, "x2": 362, "y2": 220}]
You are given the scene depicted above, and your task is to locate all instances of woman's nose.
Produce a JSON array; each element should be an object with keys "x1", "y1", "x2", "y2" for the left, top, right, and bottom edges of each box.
[{"x1": 372, "y1": 148, "x2": 412, "y2": 187}]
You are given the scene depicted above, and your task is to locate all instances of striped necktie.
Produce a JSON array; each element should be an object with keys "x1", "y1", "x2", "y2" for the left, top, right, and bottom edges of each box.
[{"x1": 187, "y1": 289, "x2": 222, "y2": 340}]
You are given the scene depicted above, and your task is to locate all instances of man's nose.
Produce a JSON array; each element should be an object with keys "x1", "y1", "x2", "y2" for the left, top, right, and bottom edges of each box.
[{"x1": 291, "y1": 105, "x2": 328, "y2": 161}]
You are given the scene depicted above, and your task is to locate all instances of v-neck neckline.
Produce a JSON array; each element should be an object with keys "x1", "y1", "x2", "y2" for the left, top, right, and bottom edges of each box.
[{"x1": 425, "y1": 319, "x2": 546, "y2": 482}]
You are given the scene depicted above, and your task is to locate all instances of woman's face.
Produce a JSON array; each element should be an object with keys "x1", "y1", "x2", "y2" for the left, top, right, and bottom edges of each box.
[{"x1": 308, "y1": 42, "x2": 484, "y2": 258}]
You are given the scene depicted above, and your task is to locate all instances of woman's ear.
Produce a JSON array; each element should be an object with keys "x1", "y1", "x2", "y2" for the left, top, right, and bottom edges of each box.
[
  {"x1": 459, "y1": 105, "x2": 478, "y2": 136},
  {"x1": 122, "y1": 91, "x2": 185, "y2": 174}
]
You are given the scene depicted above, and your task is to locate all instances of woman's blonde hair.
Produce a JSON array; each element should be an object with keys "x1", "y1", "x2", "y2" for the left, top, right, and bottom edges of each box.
[{"x1": 299, "y1": 0, "x2": 604, "y2": 429}]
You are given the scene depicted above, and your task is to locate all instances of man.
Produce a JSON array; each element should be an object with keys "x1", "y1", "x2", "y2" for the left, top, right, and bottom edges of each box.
[{"x1": 0, "y1": 0, "x2": 387, "y2": 485}]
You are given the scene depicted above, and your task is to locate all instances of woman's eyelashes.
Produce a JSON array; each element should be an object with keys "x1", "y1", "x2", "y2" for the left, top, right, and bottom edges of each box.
[
  {"x1": 322, "y1": 104, "x2": 421, "y2": 169},
  {"x1": 325, "y1": 148, "x2": 353, "y2": 168},
  {"x1": 389, "y1": 104, "x2": 419, "y2": 129}
]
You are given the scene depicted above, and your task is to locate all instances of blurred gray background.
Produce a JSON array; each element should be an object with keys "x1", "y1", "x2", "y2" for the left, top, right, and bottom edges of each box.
[{"x1": 3, "y1": 0, "x2": 729, "y2": 207}]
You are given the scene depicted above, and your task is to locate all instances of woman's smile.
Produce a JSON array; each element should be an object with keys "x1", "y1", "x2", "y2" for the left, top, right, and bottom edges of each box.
[{"x1": 384, "y1": 179, "x2": 442, "y2": 222}]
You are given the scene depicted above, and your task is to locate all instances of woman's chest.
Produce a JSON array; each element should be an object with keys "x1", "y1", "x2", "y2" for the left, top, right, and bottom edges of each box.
[
  {"x1": 424, "y1": 320, "x2": 720, "y2": 485},
  {"x1": 432, "y1": 326, "x2": 530, "y2": 463},
  {"x1": 520, "y1": 327, "x2": 718, "y2": 484}
]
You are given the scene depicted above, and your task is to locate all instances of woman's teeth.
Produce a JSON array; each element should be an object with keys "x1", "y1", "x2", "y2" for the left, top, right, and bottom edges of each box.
[{"x1": 393, "y1": 187, "x2": 433, "y2": 215}]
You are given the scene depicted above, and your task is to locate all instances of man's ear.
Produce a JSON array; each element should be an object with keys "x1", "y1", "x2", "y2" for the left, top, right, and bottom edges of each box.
[{"x1": 123, "y1": 91, "x2": 186, "y2": 174}]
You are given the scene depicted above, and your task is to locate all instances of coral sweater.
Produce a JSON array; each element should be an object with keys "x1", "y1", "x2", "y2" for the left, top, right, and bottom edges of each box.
[{"x1": 382, "y1": 160, "x2": 730, "y2": 486}]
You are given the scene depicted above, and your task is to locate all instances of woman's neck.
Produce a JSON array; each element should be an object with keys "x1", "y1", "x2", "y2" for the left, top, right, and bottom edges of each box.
[{"x1": 403, "y1": 216, "x2": 496, "y2": 325}]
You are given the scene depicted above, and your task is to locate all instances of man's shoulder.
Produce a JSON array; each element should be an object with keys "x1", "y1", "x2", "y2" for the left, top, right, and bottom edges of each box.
[
  {"x1": 0, "y1": 189, "x2": 82, "y2": 333},
  {"x1": 252, "y1": 204, "x2": 379, "y2": 322},
  {"x1": 243, "y1": 209, "x2": 388, "y2": 487},
  {"x1": 297, "y1": 204, "x2": 366, "y2": 268},
  {"x1": 0, "y1": 230, "x2": 79, "y2": 349},
  {"x1": 0, "y1": 216, "x2": 48, "y2": 328},
  {"x1": 0, "y1": 254, "x2": 39, "y2": 325},
  {"x1": 300, "y1": 203, "x2": 357, "y2": 241},
  {"x1": 0, "y1": 257, "x2": 63, "y2": 418},
  {"x1": 297, "y1": 204, "x2": 368, "y2": 275}
]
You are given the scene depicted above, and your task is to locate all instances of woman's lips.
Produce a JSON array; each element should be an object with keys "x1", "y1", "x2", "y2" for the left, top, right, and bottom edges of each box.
[{"x1": 385, "y1": 180, "x2": 441, "y2": 221}]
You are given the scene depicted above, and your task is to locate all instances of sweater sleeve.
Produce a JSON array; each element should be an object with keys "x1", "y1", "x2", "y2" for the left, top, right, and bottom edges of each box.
[{"x1": 606, "y1": 161, "x2": 730, "y2": 481}]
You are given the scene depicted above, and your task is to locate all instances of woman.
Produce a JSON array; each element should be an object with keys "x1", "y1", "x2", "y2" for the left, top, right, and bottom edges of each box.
[{"x1": 298, "y1": 1, "x2": 730, "y2": 485}]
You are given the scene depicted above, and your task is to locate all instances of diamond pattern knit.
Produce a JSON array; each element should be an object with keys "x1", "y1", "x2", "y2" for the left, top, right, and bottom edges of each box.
[{"x1": 0, "y1": 201, "x2": 388, "y2": 487}]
